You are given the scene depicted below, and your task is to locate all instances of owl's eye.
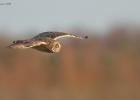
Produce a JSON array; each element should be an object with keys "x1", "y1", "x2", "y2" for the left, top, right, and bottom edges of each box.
[{"x1": 55, "y1": 44, "x2": 59, "y2": 48}]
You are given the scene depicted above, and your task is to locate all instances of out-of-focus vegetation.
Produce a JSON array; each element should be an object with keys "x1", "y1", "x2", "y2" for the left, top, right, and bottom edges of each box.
[{"x1": 0, "y1": 26, "x2": 140, "y2": 100}]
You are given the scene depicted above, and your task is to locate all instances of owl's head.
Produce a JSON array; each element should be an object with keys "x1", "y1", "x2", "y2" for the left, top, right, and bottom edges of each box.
[{"x1": 50, "y1": 41, "x2": 61, "y2": 53}]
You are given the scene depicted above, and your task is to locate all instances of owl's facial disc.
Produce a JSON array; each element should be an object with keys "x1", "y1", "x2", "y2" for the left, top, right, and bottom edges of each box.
[{"x1": 51, "y1": 42, "x2": 61, "y2": 53}]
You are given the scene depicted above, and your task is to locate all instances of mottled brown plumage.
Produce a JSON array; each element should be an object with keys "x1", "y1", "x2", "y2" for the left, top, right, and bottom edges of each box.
[{"x1": 8, "y1": 32, "x2": 88, "y2": 53}]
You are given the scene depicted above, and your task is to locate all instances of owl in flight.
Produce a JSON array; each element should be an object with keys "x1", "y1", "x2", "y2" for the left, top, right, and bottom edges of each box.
[{"x1": 8, "y1": 32, "x2": 88, "y2": 53}]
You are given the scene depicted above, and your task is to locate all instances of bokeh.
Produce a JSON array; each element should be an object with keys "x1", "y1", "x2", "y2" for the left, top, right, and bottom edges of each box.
[{"x1": 0, "y1": 25, "x2": 140, "y2": 100}]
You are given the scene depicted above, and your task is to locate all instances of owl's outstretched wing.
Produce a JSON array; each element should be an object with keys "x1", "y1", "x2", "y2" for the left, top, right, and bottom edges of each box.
[
  {"x1": 27, "y1": 41, "x2": 48, "y2": 48},
  {"x1": 32, "y1": 44, "x2": 53, "y2": 53},
  {"x1": 7, "y1": 39, "x2": 48, "y2": 49},
  {"x1": 32, "y1": 32, "x2": 88, "y2": 40}
]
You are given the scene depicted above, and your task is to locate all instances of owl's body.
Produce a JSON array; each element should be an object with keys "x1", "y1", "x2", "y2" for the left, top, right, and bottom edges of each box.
[{"x1": 8, "y1": 32, "x2": 88, "y2": 53}]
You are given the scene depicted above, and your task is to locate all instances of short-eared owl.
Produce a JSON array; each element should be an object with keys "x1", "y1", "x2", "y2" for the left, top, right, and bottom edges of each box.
[{"x1": 8, "y1": 32, "x2": 88, "y2": 53}]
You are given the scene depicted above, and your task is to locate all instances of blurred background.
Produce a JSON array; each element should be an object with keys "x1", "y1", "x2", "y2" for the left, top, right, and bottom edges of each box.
[{"x1": 0, "y1": 0, "x2": 140, "y2": 100}]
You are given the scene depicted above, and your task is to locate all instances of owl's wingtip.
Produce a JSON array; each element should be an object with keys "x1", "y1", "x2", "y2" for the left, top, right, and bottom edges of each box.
[{"x1": 84, "y1": 36, "x2": 88, "y2": 39}]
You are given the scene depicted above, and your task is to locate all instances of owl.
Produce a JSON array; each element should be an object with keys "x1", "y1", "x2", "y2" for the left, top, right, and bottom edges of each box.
[{"x1": 8, "y1": 32, "x2": 88, "y2": 53}]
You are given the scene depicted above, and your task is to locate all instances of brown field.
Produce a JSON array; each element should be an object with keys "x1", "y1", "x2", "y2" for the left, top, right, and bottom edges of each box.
[{"x1": 0, "y1": 27, "x2": 140, "y2": 100}]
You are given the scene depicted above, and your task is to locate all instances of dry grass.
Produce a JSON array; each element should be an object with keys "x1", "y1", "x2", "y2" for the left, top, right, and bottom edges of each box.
[{"x1": 0, "y1": 28, "x2": 140, "y2": 100}]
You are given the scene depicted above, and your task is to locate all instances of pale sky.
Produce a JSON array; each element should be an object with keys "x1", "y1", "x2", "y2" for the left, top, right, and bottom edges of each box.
[{"x1": 0, "y1": 0, "x2": 140, "y2": 36}]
